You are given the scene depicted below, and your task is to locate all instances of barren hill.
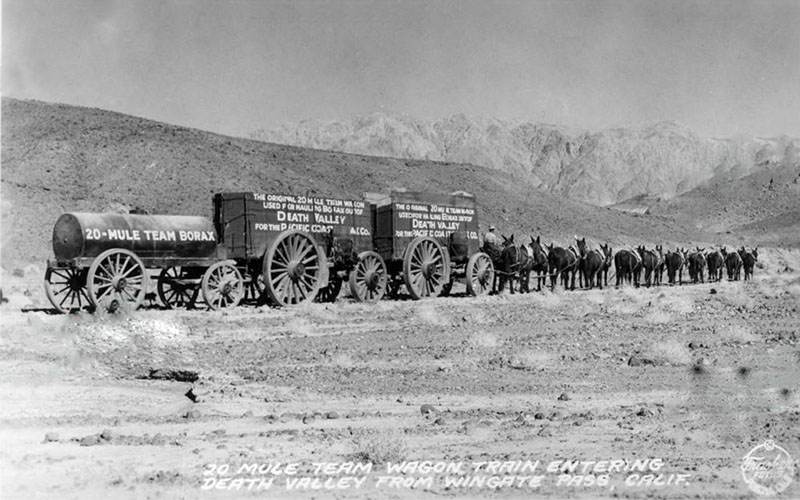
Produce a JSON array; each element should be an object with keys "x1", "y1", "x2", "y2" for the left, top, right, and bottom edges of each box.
[
  {"x1": 251, "y1": 114, "x2": 799, "y2": 206},
  {"x1": 0, "y1": 98, "x2": 725, "y2": 268},
  {"x1": 644, "y1": 160, "x2": 800, "y2": 247}
]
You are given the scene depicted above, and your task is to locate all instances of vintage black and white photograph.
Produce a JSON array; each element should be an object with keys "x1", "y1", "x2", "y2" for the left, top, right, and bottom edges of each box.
[{"x1": 1, "y1": 0, "x2": 798, "y2": 498}]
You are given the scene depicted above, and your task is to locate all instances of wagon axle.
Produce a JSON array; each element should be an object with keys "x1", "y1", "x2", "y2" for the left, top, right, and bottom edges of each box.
[{"x1": 287, "y1": 261, "x2": 306, "y2": 281}]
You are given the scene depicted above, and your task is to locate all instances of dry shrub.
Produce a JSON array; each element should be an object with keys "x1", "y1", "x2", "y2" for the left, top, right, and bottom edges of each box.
[
  {"x1": 511, "y1": 349, "x2": 551, "y2": 369},
  {"x1": 718, "y1": 323, "x2": 757, "y2": 344},
  {"x1": 531, "y1": 289, "x2": 563, "y2": 309},
  {"x1": 645, "y1": 308, "x2": 672, "y2": 324},
  {"x1": 608, "y1": 288, "x2": 643, "y2": 315},
  {"x1": 416, "y1": 303, "x2": 450, "y2": 326},
  {"x1": 330, "y1": 352, "x2": 356, "y2": 367},
  {"x1": 583, "y1": 290, "x2": 606, "y2": 306},
  {"x1": 662, "y1": 295, "x2": 694, "y2": 314},
  {"x1": 469, "y1": 330, "x2": 502, "y2": 349},
  {"x1": 720, "y1": 285, "x2": 755, "y2": 310},
  {"x1": 787, "y1": 283, "x2": 800, "y2": 302},
  {"x1": 285, "y1": 317, "x2": 316, "y2": 336},
  {"x1": 650, "y1": 340, "x2": 691, "y2": 366},
  {"x1": 350, "y1": 431, "x2": 408, "y2": 464}
]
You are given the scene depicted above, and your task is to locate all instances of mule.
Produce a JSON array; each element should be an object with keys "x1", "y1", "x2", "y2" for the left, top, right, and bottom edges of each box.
[
  {"x1": 665, "y1": 247, "x2": 686, "y2": 285},
  {"x1": 576, "y1": 237, "x2": 605, "y2": 289},
  {"x1": 705, "y1": 248, "x2": 724, "y2": 282},
  {"x1": 740, "y1": 247, "x2": 758, "y2": 281},
  {"x1": 614, "y1": 248, "x2": 641, "y2": 287},
  {"x1": 546, "y1": 243, "x2": 579, "y2": 291},
  {"x1": 519, "y1": 236, "x2": 548, "y2": 292},
  {"x1": 687, "y1": 247, "x2": 706, "y2": 283},
  {"x1": 723, "y1": 248, "x2": 742, "y2": 281},
  {"x1": 493, "y1": 234, "x2": 522, "y2": 294},
  {"x1": 639, "y1": 246, "x2": 661, "y2": 287}
]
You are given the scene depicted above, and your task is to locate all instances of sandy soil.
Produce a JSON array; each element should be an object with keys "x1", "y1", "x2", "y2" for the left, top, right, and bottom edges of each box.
[{"x1": 1, "y1": 250, "x2": 798, "y2": 499}]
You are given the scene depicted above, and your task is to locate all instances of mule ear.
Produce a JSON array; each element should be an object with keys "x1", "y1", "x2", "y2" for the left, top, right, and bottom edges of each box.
[
  {"x1": 537, "y1": 236, "x2": 541, "y2": 244},
  {"x1": 509, "y1": 234, "x2": 515, "y2": 243}
]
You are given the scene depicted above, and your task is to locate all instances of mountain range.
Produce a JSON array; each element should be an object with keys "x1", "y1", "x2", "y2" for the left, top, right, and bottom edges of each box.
[{"x1": 250, "y1": 114, "x2": 799, "y2": 206}]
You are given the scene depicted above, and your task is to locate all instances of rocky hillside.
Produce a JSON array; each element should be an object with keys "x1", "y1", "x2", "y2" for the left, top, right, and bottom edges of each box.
[
  {"x1": 2, "y1": 98, "x2": 714, "y2": 268},
  {"x1": 251, "y1": 114, "x2": 799, "y2": 206},
  {"x1": 645, "y1": 159, "x2": 800, "y2": 247}
]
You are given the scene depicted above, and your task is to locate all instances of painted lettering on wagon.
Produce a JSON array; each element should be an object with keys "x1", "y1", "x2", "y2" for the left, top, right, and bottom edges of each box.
[
  {"x1": 250, "y1": 193, "x2": 370, "y2": 236},
  {"x1": 393, "y1": 203, "x2": 477, "y2": 239},
  {"x1": 83, "y1": 228, "x2": 214, "y2": 242}
]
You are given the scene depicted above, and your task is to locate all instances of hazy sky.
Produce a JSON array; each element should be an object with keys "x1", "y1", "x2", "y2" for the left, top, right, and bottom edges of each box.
[{"x1": 3, "y1": 0, "x2": 799, "y2": 138}]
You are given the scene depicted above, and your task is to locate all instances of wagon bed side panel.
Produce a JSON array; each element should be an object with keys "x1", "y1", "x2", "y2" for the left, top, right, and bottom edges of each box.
[
  {"x1": 215, "y1": 192, "x2": 373, "y2": 259},
  {"x1": 376, "y1": 191, "x2": 480, "y2": 262}
]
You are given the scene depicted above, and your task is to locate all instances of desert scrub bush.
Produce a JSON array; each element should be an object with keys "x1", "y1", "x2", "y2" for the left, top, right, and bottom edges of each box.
[{"x1": 350, "y1": 430, "x2": 408, "y2": 464}]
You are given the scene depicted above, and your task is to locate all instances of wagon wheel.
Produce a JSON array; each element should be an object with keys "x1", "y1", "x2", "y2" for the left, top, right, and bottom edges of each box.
[
  {"x1": 317, "y1": 277, "x2": 342, "y2": 303},
  {"x1": 349, "y1": 251, "x2": 387, "y2": 302},
  {"x1": 86, "y1": 249, "x2": 147, "y2": 312},
  {"x1": 263, "y1": 230, "x2": 325, "y2": 306},
  {"x1": 157, "y1": 267, "x2": 199, "y2": 309},
  {"x1": 44, "y1": 267, "x2": 91, "y2": 313},
  {"x1": 466, "y1": 252, "x2": 494, "y2": 296},
  {"x1": 201, "y1": 261, "x2": 244, "y2": 310},
  {"x1": 402, "y1": 237, "x2": 450, "y2": 300}
]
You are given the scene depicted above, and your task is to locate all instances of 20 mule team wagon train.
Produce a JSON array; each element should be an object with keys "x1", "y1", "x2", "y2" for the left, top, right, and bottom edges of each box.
[{"x1": 44, "y1": 191, "x2": 491, "y2": 313}]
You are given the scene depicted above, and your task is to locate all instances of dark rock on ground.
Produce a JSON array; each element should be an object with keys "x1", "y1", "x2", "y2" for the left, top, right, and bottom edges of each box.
[
  {"x1": 420, "y1": 404, "x2": 437, "y2": 415},
  {"x1": 147, "y1": 369, "x2": 199, "y2": 383},
  {"x1": 80, "y1": 435, "x2": 102, "y2": 447}
]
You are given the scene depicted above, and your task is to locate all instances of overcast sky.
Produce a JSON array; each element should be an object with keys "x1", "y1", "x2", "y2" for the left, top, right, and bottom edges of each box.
[{"x1": 3, "y1": 0, "x2": 799, "y2": 138}]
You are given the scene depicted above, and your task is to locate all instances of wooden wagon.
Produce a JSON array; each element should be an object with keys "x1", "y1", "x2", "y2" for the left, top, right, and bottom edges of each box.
[
  {"x1": 44, "y1": 212, "x2": 238, "y2": 313},
  {"x1": 367, "y1": 191, "x2": 494, "y2": 299},
  {"x1": 213, "y1": 192, "x2": 385, "y2": 306}
]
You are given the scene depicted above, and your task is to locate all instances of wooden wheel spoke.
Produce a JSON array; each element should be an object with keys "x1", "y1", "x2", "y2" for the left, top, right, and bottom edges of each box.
[
  {"x1": 52, "y1": 270, "x2": 71, "y2": 281},
  {"x1": 99, "y1": 263, "x2": 115, "y2": 279},
  {"x1": 119, "y1": 261, "x2": 141, "y2": 279},
  {"x1": 286, "y1": 236, "x2": 300, "y2": 259},
  {"x1": 297, "y1": 242, "x2": 315, "y2": 261}
]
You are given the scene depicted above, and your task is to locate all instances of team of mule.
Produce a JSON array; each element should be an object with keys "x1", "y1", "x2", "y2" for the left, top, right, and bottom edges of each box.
[{"x1": 483, "y1": 236, "x2": 758, "y2": 293}]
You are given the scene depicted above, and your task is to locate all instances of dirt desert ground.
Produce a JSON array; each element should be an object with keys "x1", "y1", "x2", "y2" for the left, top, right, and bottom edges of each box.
[{"x1": 0, "y1": 248, "x2": 798, "y2": 499}]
